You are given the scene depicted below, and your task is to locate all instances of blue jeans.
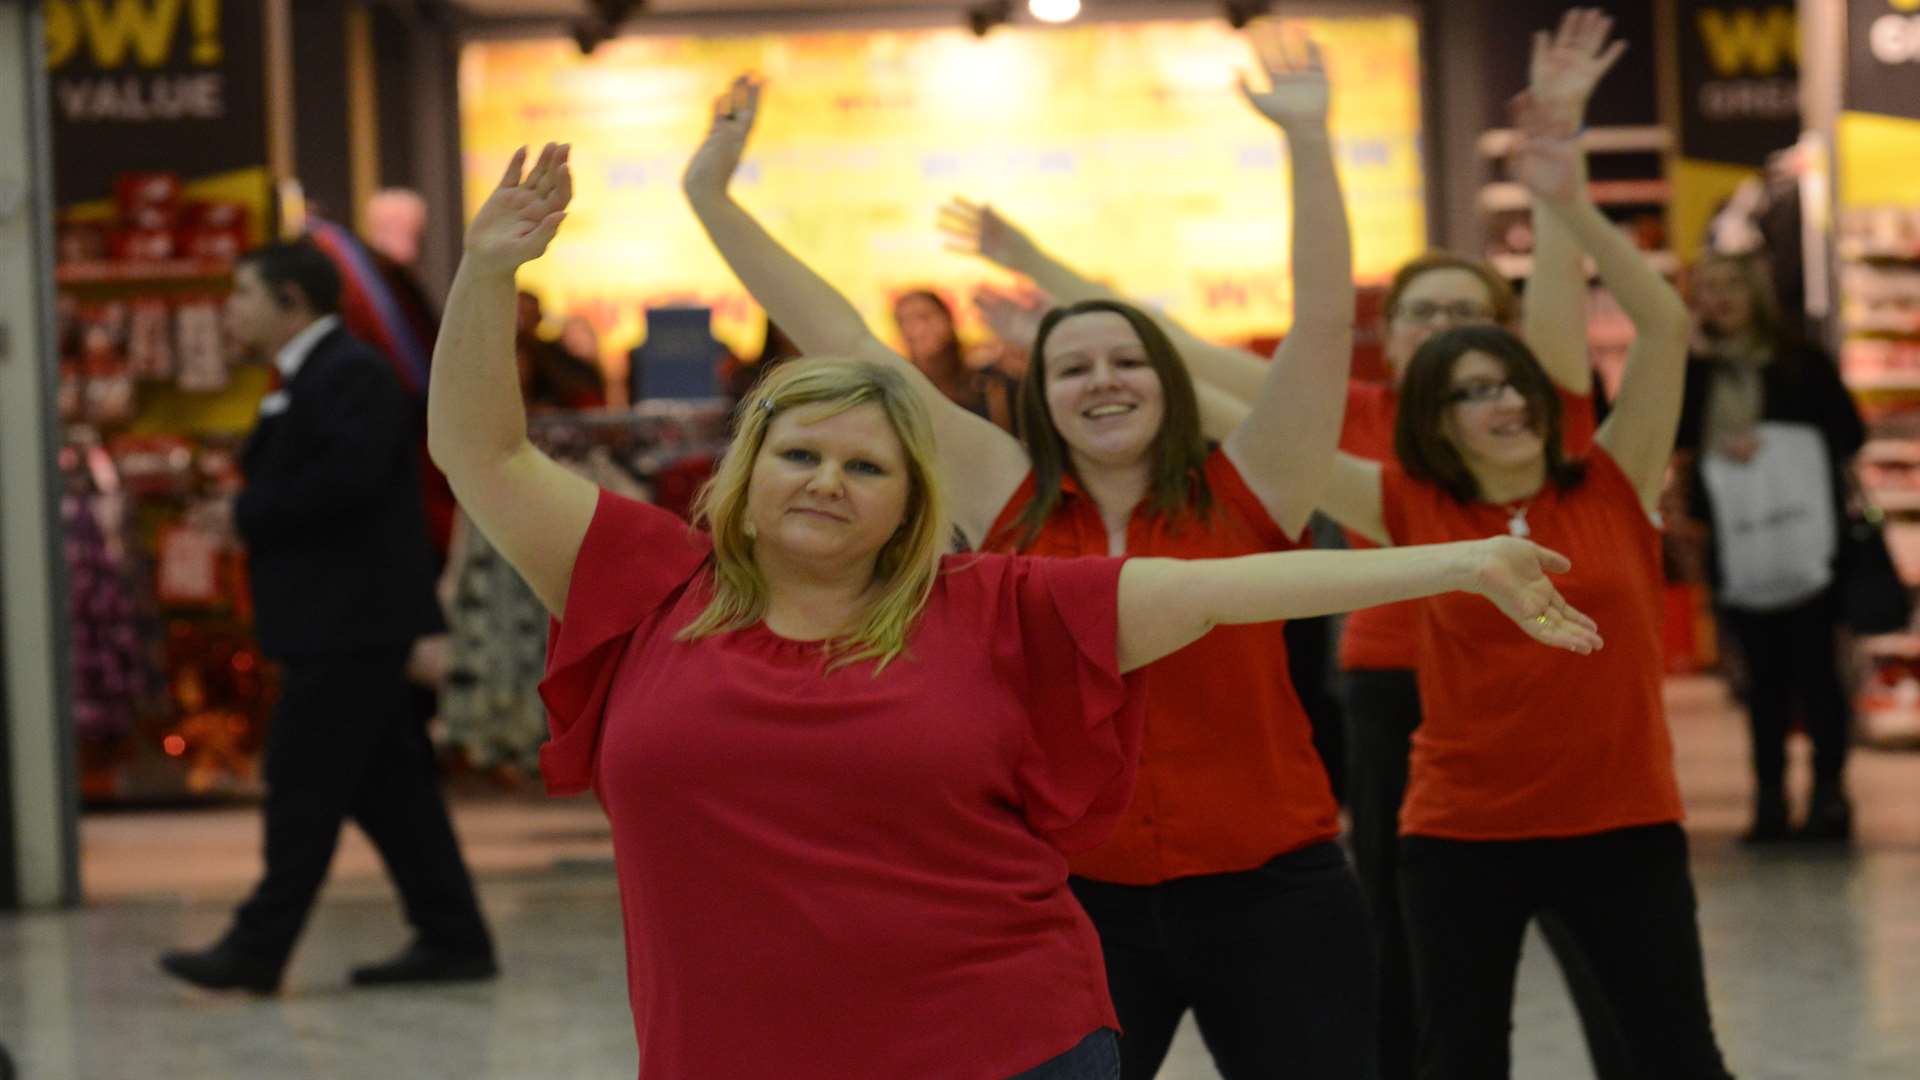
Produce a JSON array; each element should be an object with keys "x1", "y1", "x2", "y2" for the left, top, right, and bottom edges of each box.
[{"x1": 1012, "y1": 1029, "x2": 1119, "y2": 1080}]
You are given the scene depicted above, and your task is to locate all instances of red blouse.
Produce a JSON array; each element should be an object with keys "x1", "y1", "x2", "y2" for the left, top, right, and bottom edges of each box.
[
  {"x1": 1381, "y1": 448, "x2": 1685, "y2": 839},
  {"x1": 984, "y1": 450, "x2": 1340, "y2": 884},
  {"x1": 539, "y1": 491, "x2": 1146, "y2": 1079}
]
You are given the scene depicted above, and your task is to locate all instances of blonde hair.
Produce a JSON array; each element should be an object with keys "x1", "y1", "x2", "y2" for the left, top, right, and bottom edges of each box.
[{"x1": 678, "y1": 358, "x2": 949, "y2": 672}]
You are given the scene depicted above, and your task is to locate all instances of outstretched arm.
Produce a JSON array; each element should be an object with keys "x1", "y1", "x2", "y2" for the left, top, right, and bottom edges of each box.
[
  {"x1": 1219, "y1": 29, "x2": 1355, "y2": 538},
  {"x1": 939, "y1": 202, "x2": 1271, "y2": 405},
  {"x1": 1512, "y1": 95, "x2": 1689, "y2": 508},
  {"x1": 427, "y1": 144, "x2": 599, "y2": 615},
  {"x1": 1117, "y1": 536, "x2": 1601, "y2": 672},
  {"x1": 684, "y1": 76, "x2": 1029, "y2": 542},
  {"x1": 1522, "y1": 8, "x2": 1630, "y2": 393}
]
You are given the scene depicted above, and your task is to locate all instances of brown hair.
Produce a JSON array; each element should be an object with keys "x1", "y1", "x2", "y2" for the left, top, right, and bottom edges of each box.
[
  {"x1": 1393, "y1": 324, "x2": 1586, "y2": 503},
  {"x1": 1384, "y1": 252, "x2": 1519, "y2": 326},
  {"x1": 1007, "y1": 299, "x2": 1212, "y2": 548}
]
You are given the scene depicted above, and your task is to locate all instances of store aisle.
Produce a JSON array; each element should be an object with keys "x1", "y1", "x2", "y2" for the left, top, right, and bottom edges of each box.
[{"x1": 2, "y1": 677, "x2": 1917, "y2": 1079}]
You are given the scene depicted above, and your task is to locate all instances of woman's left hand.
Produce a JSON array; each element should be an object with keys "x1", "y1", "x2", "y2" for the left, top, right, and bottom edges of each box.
[
  {"x1": 1238, "y1": 25, "x2": 1331, "y2": 131},
  {"x1": 1509, "y1": 92, "x2": 1582, "y2": 205},
  {"x1": 1528, "y1": 7, "x2": 1628, "y2": 132},
  {"x1": 1469, "y1": 537, "x2": 1604, "y2": 654}
]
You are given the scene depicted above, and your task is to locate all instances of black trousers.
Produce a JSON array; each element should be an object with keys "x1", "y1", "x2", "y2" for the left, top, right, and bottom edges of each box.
[
  {"x1": 1342, "y1": 668, "x2": 1635, "y2": 1080},
  {"x1": 1400, "y1": 824, "x2": 1734, "y2": 1080},
  {"x1": 1719, "y1": 588, "x2": 1852, "y2": 798},
  {"x1": 1069, "y1": 843, "x2": 1376, "y2": 1080},
  {"x1": 226, "y1": 647, "x2": 491, "y2": 969}
]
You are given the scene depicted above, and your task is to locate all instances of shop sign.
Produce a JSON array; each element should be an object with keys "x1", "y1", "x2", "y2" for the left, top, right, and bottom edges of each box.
[
  {"x1": 1676, "y1": 0, "x2": 1801, "y2": 165},
  {"x1": 44, "y1": 0, "x2": 269, "y2": 203},
  {"x1": 1849, "y1": 0, "x2": 1920, "y2": 119}
]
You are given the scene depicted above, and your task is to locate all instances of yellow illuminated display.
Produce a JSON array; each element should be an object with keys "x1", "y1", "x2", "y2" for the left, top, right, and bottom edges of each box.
[{"x1": 460, "y1": 17, "x2": 1425, "y2": 355}]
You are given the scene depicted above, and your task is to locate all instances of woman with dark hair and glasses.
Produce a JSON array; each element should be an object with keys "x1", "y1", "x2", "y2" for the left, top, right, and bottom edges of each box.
[
  {"x1": 938, "y1": 12, "x2": 1633, "y2": 1078},
  {"x1": 1310, "y1": 88, "x2": 1736, "y2": 1078},
  {"x1": 683, "y1": 31, "x2": 1387, "y2": 1078}
]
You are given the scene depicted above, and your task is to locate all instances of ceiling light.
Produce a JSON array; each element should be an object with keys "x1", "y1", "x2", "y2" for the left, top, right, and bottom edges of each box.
[{"x1": 1029, "y1": 0, "x2": 1081, "y2": 23}]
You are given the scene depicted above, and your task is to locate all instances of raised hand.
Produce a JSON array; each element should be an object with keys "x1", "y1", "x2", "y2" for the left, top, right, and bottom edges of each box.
[
  {"x1": 937, "y1": 198, "x2": 1041, "y2": 271},
  {"x1": 971, "y1": 283, "x2": 1050, "y2": 351},
  {"x1": 1509, "y1": 92, "x2": 1582, "y2": 205},
  {"x1": 464, "y1": 142, "x2": 572, "y2": 274},
  {"x1": 1529, "y1": 7, "x2": 1627, "y2": 132},
  {"x1": 1469, "y1": 537, "x2": 1603, "y2": 654},
  {"x1": 1238, "y1": 24, "x2": 1331, "y2": 131},
  {"x1": 683, "y1": 74, "x2": 764, "y2": 198}
]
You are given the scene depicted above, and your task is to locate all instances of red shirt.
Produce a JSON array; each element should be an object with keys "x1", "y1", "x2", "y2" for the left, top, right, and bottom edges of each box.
[
  {"x1": 1338, "y1": 380, "x2": 1598, "y2": 671},
  {"x1": 540, "y1": 491, "x2": 1146, "y2": 1079},
  {"x1": 984, "y1": 450, "x2": 1340, "y2": 884},
  {"x1": 1381, "y1": 448, "x2": 1685, "y2": 839}
]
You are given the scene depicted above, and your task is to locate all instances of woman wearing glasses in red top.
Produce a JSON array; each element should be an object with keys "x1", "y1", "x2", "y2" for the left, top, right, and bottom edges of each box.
[
  {"x1": 1312, "y1": 89, "x2": 1736, "y2": 1078},
  {"x1": 683, "y1": 30, "x2": 1390, "y2": 1078}
]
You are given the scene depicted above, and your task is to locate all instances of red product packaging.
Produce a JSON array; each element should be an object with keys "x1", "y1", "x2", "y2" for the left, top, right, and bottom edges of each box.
[
  {"x1": 115, "y1": 172, "x2": 181, "y2": 217},
  {"x1": 109, "y1": 227, "x2": 177, "y2": 262}
]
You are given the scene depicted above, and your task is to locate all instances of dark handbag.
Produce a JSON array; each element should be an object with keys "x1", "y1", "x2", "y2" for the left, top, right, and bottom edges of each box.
[{"x1": 1838, "y1": 483, "x2": 1913, "y2": 635}]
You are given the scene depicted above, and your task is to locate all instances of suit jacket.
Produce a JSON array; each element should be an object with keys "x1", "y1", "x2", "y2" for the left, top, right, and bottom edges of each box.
[{"x1": 237, "y1": 325, "x2": 446, "y2": 659}]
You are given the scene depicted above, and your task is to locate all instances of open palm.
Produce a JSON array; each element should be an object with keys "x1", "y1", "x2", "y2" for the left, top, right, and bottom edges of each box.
[
  {"x1": 466, "y1": 142, "x2": 571, "y2": 272},
  {"x1": 937, "y1": 198, "x2": 1038, "y2": 270},
  {"x1": 1529, "y1": 7, "x2": 1627, "y2": 131},
  {"x1": 683, "y1": 74, "x2": 763, "y2": 197},
  {"x1": 1239, "y1": 25, "x2": 1330, "y2": 129},
  {"x1": 1473, "y1": 537, "x2": 1603, "y2": 654}
]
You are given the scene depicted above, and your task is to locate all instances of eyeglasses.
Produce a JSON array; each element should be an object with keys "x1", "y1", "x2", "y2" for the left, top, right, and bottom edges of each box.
[
  {"x1": 1445, "y1": 378, "x2": 1519, "y2": 406},
  {"x1": 1394, "y1": 300, "x2": 1497, "y2": 326}
]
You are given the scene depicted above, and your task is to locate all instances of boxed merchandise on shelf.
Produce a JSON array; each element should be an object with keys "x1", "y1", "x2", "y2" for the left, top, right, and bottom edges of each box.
[{"x1": 54, "y1": 170, "x2": 278, "y2": 803}]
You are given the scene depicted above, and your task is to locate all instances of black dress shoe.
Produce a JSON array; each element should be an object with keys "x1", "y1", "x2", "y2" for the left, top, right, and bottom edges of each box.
[
  {"x1": 1795, "y1": 795, "x2": 1854, "y2": 843},
  {"x1": 158, "y1": 943, "x2": 281, "y2": 994},
  {"x1": 350, "y1": 942, "x2": 497, "y2": 987}
]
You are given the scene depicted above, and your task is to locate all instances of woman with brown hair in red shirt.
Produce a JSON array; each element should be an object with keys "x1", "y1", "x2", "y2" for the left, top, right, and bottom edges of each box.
[
  {"x1": 683, "y1": 32, "x2": 1386, "y2": 1077},
  {"x1": 1312, "y1": 92, "x2": 1736, "y2": 1078}
]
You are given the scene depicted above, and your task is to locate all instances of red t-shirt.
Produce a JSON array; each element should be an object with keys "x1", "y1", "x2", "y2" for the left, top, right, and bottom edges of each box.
[
  {"x1": 539, "y1": 491, "x2": 1147, "y2": 1079},
  {"x1": 1381, "y1": 448, "x2": 1685, "y2": 839},
  {"x1": 1339, "y1": 380, "x2": 1598, "y2": 671},
  {"x1": 984, "y1": 450, "x2": 1340, "y2": 884}
]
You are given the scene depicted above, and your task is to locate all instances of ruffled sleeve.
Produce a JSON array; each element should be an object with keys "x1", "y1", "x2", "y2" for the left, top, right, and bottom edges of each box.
[
  {"x1": 538, "y1": 489, "x2": 710, "y2": 796},
  {"x1": 981, "y1": 554, "x2": 1148, "y2": 853}
]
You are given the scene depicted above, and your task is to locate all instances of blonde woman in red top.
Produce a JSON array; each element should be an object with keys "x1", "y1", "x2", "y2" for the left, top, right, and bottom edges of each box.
[
  {"x1": 431, "y1": 142, "x2": 1596, "y2": 1079},
  {"x1": 1311, "y1": 91, "x2": 1736, "y2": 1078},
  {"x1": 683, "y1": 34, "x2": 1390, "y2": 1078}
]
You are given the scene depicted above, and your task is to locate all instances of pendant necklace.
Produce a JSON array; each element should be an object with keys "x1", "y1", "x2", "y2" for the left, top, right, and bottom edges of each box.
[{"x1": 1504, "y1": 497, "x2": 1534, "y2": 538}]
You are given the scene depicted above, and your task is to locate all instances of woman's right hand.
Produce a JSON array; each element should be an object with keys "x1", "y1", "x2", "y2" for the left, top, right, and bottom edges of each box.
[
  {"x1": 938, "y1": 198, "x2": 1040, "y2": 272},
  {"x1": 1528, "y1": 7, "x2": 1628, "y2": 133},
  {"x1": 465, "y1": 143, "x2": 572, "y2": 276},
  {"x1": 1467, "y1": 537, "x2": 1604, "y2": 654},
  {"x1": 683, "y1": 74, "x2": 763, "y2": 200}
]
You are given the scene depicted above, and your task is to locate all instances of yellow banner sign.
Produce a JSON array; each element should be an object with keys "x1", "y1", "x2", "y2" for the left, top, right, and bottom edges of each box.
[{"x1": 460, "y1": 16, "x2": 1425, "y2": 356}]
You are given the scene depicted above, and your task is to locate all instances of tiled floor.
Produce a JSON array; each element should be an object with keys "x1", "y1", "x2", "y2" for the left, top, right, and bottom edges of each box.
[{"x1": 3, "y1": 676, "x2": 1918, "y2": 1078}]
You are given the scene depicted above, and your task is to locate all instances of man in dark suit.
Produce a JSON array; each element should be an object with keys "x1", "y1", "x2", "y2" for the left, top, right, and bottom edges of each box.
[{"x1": 159, "y1": 242, "x2": 494, "y2": 993}]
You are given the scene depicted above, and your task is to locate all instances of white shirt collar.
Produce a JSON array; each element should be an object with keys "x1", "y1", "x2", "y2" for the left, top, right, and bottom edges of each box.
[{"x1": 273, "y1": 314, "x2": 341, "y2": 383}]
